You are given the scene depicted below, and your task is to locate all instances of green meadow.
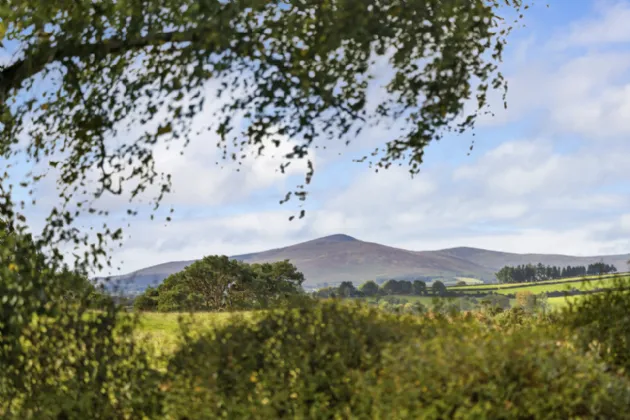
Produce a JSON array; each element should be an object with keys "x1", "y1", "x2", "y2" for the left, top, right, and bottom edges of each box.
[{"x1": 448, "y1": 273, "x2": 626, "y2": 291}]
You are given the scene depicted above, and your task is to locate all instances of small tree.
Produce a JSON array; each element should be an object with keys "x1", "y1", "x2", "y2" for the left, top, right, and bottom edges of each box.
[
  {"x1": 398, "y1": 280, "x2": 413, "y2": 295},
  {"x1": 412, "y1": 280, "x2": 427, "y2": 296},
  {"x1": 338, "y1": 281, "x2": 358, "y2": 298},
  {"x1": 133, "y1": 294, "x2": 158, "y2": 312},
  {"x1": 359, "y1": 281, "x2": 380, "y2": 297},
  {"x1": 382, "y1": 280, "x2": 400, "y2": 295},
  {"x1": 314, "y1": 287, "x2": 338, "y2": 299},
  {"x1": 432, "y1": 281, "x2": 447, "y2": 297}
]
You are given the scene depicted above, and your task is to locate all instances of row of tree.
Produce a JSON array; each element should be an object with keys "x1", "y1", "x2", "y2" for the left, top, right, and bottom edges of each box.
[
  {"x1": 133, "y1": 256, "x2": 305, "y2": 312},
  {"x1": 314, "y1": 279, "x2": 448, "y2": 298},
  {"x1": 496, "y1": 262, "x2": 617, "y2": 284}
]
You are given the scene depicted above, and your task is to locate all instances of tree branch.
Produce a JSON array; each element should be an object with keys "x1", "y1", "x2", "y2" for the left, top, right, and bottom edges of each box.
[{"x1": 0, "y1": 30, "x2": 220, "y2": 100}]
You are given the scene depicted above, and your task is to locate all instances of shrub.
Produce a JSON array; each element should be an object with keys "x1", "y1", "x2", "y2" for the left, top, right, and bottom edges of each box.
[
  {"x1": 350, "y1": 325, "x2": 630, "y2": 418},
  {"x1": 163, "y1": 301, "x2": 425, "y2": 418},
  {"x1": 1, "y1": 308, "x2": 164, "y2": 418},
  {"x1": 560, "y1": 276, "x2": 630, "y2": 372},
  {"x1": 134, "y1": 293, "x2": 158, "y2": 311},
  {"x1": 160, "y1": 301, "x2": 630, "y2": 418}
]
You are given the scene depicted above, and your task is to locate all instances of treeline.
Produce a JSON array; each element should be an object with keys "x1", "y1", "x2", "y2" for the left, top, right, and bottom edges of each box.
[
  {"x1": 496, "y1": 262, "x2": 617, "y2": 284},
  {"x1": 133, "y1": 256, "x2": 305, "y2": 311},
  {"x1": 313, "y1": 279, "x2": 448, "y2": 298}
]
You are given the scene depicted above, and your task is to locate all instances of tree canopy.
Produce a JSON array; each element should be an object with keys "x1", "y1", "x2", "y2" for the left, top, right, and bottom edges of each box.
[
  {"x1": 0, "y1": 0, "x2": 529, "y2": 271},
  {"x1": 134, "y1": 256, "x2": 305, "y2": 311}
]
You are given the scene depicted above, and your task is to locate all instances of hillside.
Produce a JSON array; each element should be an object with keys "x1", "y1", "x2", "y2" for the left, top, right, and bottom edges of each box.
[
  {"x1": 101, "y1": 234, "x2": 630, "y2": 292},
  {"x1": 424, "y1": 247, "x2": 630, "y2": 275}
]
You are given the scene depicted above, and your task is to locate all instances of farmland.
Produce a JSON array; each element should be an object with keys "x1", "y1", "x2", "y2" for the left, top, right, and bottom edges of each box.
[
  {"x1": 448, "y1": 273, "x2": 626, "y2": 291},
  {"x1": 134, "y1": 274, "x2": 628, "y2": 345}
]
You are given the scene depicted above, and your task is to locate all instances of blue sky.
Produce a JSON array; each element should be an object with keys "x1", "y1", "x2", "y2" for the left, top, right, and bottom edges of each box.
[{"x1": 6, "y1": 0, "x2": 630, "y2": 275}]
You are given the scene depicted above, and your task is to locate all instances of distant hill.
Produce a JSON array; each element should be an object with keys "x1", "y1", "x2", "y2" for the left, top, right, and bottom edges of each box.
[
  {"x1": 99, "y1": 234, "x2": 630, "y2": 293},
  {"x1": 424, "y1": 247, "x2": 630, "y2": 276}
]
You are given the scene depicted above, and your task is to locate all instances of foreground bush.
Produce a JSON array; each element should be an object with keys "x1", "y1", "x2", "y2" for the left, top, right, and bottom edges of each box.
[
  {"x1": 163, "y1": 301, "x2": 426, "y2": 418},
  {"x1": 1, "y1": 308, "x2": 164, "y2": 419},
  {"x1": 352, "y1": 326, "x2": 630, "y2": 419},
  {"x1": 560, "y1": 276, "x2": 630, "y2": 373},
  {"x1": 7, "y1": 295, "x2": 630, "y2": 418},
  {"x1": 161, "y1": 301, "x2": 630, "y2": 419}
]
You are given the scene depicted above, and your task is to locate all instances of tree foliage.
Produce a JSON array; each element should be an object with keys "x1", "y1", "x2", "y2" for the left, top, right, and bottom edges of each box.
[
  {"x1": 412, "y1": 279, "x2": 427, "y2": 295},
  {"x1": 431, "y1": 280, "x2": 447, "y2": 296},
  {"x1": 250, "y1": 260, "x2": 305, "y2": 306},
  {"x1": 134, "y1": 256, "x2": 305, "y2": 311},
  {"x1": 0, "y1": 0, "x2": 529, "y2": 264},
  {"x1": 358, "y1": 280, "x2": 379, "y2": 297}
]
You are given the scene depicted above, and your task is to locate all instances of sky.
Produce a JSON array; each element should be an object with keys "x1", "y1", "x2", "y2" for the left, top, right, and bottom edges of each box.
[{"x1": 7, "y1": 0, "x2": 630, "y2": 276}]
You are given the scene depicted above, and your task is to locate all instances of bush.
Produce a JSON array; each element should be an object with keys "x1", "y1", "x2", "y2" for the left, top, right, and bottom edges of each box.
[
  {"x1": 1, "y1": 308, "x2": 164, "y2": 418},
  {"x1": 134, "y1": 293, "x2": 158, "y2": 311},
  {"x1": 350, "y1": 325, "x2": 630, "y2": 418},
  {"x1": 560, "y1": 276, "x2": 630, "y2": 372},
  {"x1": 163, "y1": 301, "x2": 425, "y2": 418},
  {"x1": 381, "y1": 296, "x2": 408, "y2": 305},
  {"x1": 159, "y1": 301, "x2": 630, "y2": 418}
]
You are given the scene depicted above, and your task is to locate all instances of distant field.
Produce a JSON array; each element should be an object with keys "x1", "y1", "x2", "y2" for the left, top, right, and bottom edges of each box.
[
  {"x1": 547, "y1": 295, "x2": 584, "y2": 309},
  {"x1": 491, "y1": 278, "x2": 616, "y2": 295},
  {"x1": 454, "y1": 277, "x2": 484, "y2": 285},
  {"x1": 363, "y1": 295, "x2": 439, "y2": 306},
  {"x1": 449, "y1": 273, "x2": 628, "y2": 291},
  {"x1": 364, "y1": 294, "x2": 585, "y2": 312}
]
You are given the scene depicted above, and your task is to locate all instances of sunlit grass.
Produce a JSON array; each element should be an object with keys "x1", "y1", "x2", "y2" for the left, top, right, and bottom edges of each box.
[
  {"x1": 454, "y1": 277, "x2": 484, "y2": 285},
  {"x1": 132, "y1": 311, "x2": 255, "y2": 367},
  {"x1": 492, "y1": 278, "x2": 618, "y2": 296},
  {"x1": 448, "y1": 273, "x2": 627, "y2": 291}
]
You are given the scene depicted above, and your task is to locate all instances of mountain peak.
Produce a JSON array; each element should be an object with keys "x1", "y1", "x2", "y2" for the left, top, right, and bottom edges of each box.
[{"x1": 310, "y1": 234, "x2": 358, "y2": 244}]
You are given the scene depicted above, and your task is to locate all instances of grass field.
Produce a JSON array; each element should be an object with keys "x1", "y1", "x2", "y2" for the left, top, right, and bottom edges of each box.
[
  {"x1": 363, "y1": 293, "x2": 587, "y2": 311},
  {"x1": 364, "y1": 295, "x2": 438, "y2": 306},
  {"x1": 134, "y1": 311, "x2": 254, "y2": 359},
  {"x1": 454, "y1": 277, "x2": 484, "y2": 285},
  {"x1": 132, "y1": 292, "x2": 589, "y2": 360},
  {"x1": 491, "y1": 277, "x2": 618, "y2": 295},
  {"x1": 448, "y1": 273, "x2": 628, "y2": 291},
  {"x1": 547, "y1": 295, "x2": 583, "y2": 309}
]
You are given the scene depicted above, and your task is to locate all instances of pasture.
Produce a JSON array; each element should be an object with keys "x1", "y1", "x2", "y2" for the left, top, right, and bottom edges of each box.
[
  {"x1": 448, "y1": 273, "x2": 627, "y2": 291},
  {"x1": 454, "y1": 276, "x2": 484, "y2": 285}
]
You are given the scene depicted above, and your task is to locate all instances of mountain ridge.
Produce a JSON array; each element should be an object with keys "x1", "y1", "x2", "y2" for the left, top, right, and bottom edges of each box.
[{"x1": 101, "y1": 234, "x2": 630, "y2": 292}]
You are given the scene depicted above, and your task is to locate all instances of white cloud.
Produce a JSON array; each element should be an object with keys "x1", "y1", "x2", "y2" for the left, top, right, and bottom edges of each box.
[
  {"x1": 12, "y1": 0, "x2": 630, "y2": 277},
  {"x1": 553, "y1": 1, "x2": 630, "y2": 48}
]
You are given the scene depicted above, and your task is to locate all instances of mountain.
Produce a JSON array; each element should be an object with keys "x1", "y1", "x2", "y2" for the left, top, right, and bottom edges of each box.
[{"x1": 100, "y1": 234, "x2": 630, "y2": 293}]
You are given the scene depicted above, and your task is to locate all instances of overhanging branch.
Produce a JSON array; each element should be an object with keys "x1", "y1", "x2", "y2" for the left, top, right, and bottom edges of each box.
[{"x1": 0, "y1": 30, "x2": 219, "y2": 100}]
